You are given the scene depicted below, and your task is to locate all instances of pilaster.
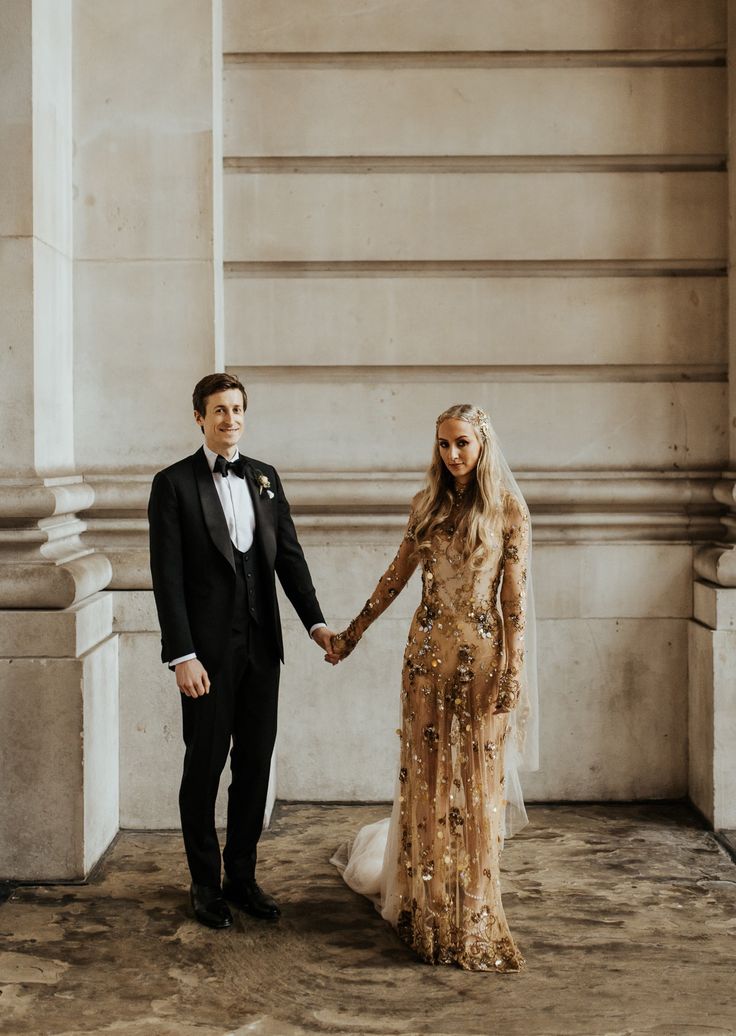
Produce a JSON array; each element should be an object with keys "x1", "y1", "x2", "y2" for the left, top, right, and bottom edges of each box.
[
  {"x1": 0, "y1": 0, "x2": 117, "y2": 880},
  {"x1": 687, "y1": 0, "x2": 736, "y2": 834}
]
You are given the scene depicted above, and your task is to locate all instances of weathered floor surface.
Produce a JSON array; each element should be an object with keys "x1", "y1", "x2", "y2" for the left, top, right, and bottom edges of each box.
[{"x1": 1, "y1": 803, "x2": 735, "y2": 1036}]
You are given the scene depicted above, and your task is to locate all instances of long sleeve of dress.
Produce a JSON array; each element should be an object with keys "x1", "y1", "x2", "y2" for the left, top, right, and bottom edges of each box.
[
  {"x1": 497, "y1": 495, "x2": 530, "y2": 712},
  {"x1": 334, "y1": 510, "x2": 419, "y2": 659}
]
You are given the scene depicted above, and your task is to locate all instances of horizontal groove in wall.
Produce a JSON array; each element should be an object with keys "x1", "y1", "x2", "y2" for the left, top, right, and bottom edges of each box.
[
  {"x1": 223, "y1": 155, "x2": 727, "y2": 174},
  {"x1": 236, "y1": 365, "x2": 726, "y2": 384},
  {"x1": 81, "y1": 469, "x2": 724, "y2": 514},
  {"x1": 223, "y1": 50, "x2": 726, "y2": 69},
  {"x1": 224, "y1": 260, "x2": 727, "y2": 279}
]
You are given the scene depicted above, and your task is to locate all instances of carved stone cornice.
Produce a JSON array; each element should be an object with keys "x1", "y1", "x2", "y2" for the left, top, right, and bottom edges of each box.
[
  {"x1": 0, "y1": 479, "x2": 112, "y2": 608},
  {"x1": 693, "y1": 472, "x2": 736, "y2": 587},
  {"x1": 81, "y1": 468, "x2": 722, "y2": 515},
  {"x1": 77, "y1": 469, "x2": 726, "y2": 590}
]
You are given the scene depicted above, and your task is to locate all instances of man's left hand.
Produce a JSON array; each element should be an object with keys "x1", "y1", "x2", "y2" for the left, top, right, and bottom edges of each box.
[{"x1": 311, "y1": 626, "x2": 338, "y2": 661}]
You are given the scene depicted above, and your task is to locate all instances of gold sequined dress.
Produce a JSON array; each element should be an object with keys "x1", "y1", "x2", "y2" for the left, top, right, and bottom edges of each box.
[{"x1": 332, "y1": 489, "x2": 529, "y2": 972}]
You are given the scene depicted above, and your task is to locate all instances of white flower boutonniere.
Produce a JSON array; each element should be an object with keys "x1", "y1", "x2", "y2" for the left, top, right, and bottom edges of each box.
[{"x1": 254, "y1": 469, "x2": 274, "y2": 499}]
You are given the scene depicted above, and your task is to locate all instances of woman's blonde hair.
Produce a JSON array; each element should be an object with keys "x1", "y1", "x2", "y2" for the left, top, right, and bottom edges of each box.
[{"x1": 412, "y1": 403, "x2": 506, "y2": 563}]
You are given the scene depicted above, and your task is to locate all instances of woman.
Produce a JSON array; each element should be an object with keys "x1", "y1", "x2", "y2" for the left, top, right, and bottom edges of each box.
[{"x1": 328, "y1": 404, "x2": 538, "y2": 972}]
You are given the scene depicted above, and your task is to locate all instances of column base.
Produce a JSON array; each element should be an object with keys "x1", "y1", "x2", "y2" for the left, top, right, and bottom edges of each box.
[
  {"x1": 0, "y1": 593, "x2": 119, "y2": 880},
  {"x1": 689, "y1": 582, "x2": 736, "y2": 831}
]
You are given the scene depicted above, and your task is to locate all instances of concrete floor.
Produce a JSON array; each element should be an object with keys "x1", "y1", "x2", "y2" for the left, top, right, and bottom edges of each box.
[{"x1": 1, "y1": 802, "x2": 735, "y2": 1036}]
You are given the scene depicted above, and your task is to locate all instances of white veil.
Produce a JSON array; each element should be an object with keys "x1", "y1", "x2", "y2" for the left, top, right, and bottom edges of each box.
[{"x1": 490, "y1": 413, "x2": 539, "y2": 840}]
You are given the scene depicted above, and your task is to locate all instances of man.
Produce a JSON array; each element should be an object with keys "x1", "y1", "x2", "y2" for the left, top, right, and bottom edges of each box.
[{"x1": 148, "y1": 372, "x2": 335, "y2": 929}]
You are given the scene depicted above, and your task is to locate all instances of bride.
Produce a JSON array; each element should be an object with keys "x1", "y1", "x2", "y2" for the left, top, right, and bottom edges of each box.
[{"x1": 326, "y1": 404, "x2": 538, "y2": 972}]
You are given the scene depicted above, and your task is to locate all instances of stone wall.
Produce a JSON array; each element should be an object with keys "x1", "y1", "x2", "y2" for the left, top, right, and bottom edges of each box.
[
  {"x1": 73, "y1": 0, "x2": 733, "y2": 814},
  {"x1": 1, "y1": 0, "x2": 734, "y2": 878},
  {"x1": 213, "y1": 0, "x2": 728, "y2": 804}
]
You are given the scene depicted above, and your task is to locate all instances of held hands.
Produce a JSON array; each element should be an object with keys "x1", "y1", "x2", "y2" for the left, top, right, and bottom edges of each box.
[
  {"x1": 311, "y1": 626, "x2": 341, "y2": 666},
  {"x1": 310, "y1": 626, "x2": 349, "y2": 666},
  {"x1": 175, "y1": 658, "x2": 211, "y2": 698}
]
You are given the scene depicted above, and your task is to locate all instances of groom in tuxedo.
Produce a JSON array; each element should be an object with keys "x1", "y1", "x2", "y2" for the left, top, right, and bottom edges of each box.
[{"x1": 148, "y1": 372, "x2": 334, "y2": 929}]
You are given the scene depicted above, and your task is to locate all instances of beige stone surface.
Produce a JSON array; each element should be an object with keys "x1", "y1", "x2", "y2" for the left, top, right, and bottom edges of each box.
[
  {"x1": 31, "y1": 0, "x2": 72, "y2": 256},
  {"x1": 73, "y1": 133, "x2": 214, "y2": 262},
  {"x1": 72, "y1": 0, "x2": 223, "y2": 480},
  {"x1": 72, "y1": 0, "x2": 215, "y2": 261},
  {"x1": 728, "y1": 0, "x2": 736, "y2": 463},
  {"x1": 0, "y1": 658, "x2": 84, "y2": 878},
  {"x1": 0, "y1": 629, "x2": 118, "y2": 882},
  {"x1": 0, "y1": 237, "x2": 34, "y2": 474},
  {"x1": 225, "y1": 66, "x2": 725, "y2": 157},
  {"x1": 689, "y1": 620, "x2": 716, "y2": 825},
  {"x1": 713, "y1": 626, "x2": 736, "y2": 828},
  {"x1": 527, "y1": 617, "x2": 688, "y2": 801},
  {"x1": 0, "y1": 1, "x2": 74, "y2": 477},
  {"x1": 112, "y1": 588, "x2": 159, "y2": 633},
  {"x1": 528, "y1": 543, "x2": 694, "y2": 619},
  {"x1": 224, "y1": 171, "x2": 727, "y2": 262},
  {"x1": 694, "y1": 579, "x2": 736, "y2": 629},
  {"x1": 0, "y1": 550, "x2": 112, "y2": 610},
  {"x1": 82, "y1": 636, "x2": 119, "y2": 873},
  {"x1": 73, "y1": 261, "x2": 215, "y2": 471},
  {"x1": 225, "y1": 274, "x2": 727, "y2": 368},
  {"x1": 223, "y1": 0, "x2": 727, "y2": 52},
  {"x1": 0, "y1": 592, "x2": 112, "y2": 658},
  {"x1": 230, "y1": 372, "x2": 728, "y2": 470},
  {"x1": 32, "y1": 237, "x2": 74, "y2": 475},
  {"x1": 0, "y1": 612, "x2": 117, "y2": 880},
  {"x1": 0, "y1": 0, "x2": 32, "y2": 237}
]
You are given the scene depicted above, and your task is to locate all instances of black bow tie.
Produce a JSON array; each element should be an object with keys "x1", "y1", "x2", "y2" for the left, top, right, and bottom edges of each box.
[{"x1": 214, "y1": 455, "x2": 246, "y2": 479}]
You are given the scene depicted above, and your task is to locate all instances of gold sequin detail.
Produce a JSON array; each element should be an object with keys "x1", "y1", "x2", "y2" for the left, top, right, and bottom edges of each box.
[{"x1": 334, "y1": 492, "x2": 530, "y2": 972}]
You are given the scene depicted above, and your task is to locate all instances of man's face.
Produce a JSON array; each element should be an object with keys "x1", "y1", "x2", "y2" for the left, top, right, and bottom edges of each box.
[{"x1": 194, "y1": 388, "x2": 245, "y2": 458}]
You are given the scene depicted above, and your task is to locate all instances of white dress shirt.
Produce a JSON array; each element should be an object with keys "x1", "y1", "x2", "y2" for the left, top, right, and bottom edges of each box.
[
  {"x1": 202, "y1": 443, "x2": 255, "y2": 553},
  {"x1": 170, "y1": 445, "x2": 324, "y2": 667}
]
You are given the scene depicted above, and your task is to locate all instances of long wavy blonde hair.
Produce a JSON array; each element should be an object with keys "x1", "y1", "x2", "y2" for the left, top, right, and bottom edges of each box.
[{"x1": 412, "y1": 404, "x2": 506, "y2": 563}]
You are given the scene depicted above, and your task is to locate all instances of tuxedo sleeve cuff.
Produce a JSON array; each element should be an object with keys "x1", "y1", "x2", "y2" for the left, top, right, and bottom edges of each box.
[
  {"x1": 309, "y1": 622, "x2": 327, "y2": 638},
  {"x1": 169, "y1": 652, "x2": 197, "y2": 670}
]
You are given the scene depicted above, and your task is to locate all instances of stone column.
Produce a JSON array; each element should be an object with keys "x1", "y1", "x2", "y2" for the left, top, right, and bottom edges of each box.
[
  {"x1": 689, "y1": 2, "x2": 736, "y2": 837},
  {"x1": 0, "y1": 0, "x2": 117, "y2": 880}
]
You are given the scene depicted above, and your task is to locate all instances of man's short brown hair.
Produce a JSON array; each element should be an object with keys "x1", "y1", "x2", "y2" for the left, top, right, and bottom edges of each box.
[{"x1": 192, "y1": 372, "x2": 248, "y2": 420}]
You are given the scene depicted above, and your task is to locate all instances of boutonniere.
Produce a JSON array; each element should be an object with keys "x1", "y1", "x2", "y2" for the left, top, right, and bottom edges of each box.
[{"x1": 253, "y1": 468, "x2": 274, "y2": 499}]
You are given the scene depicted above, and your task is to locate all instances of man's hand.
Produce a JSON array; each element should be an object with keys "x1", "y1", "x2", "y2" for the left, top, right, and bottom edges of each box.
[
  {"x1": 175, "y1": 658, "x2": 211, "y2": 698},
  {"x1": 311, "y1": 626, "x2": 340, "y2": 665}
]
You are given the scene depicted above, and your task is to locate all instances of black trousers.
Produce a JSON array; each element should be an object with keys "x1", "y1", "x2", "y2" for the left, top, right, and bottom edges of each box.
[{"x1": 179, "y1": 615, "x2": 280, "y2": 887}]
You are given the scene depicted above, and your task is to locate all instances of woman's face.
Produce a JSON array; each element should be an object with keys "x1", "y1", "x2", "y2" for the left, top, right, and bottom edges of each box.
[{"x1": 437, "y1": 418, "x2": 482, "y2": 483}]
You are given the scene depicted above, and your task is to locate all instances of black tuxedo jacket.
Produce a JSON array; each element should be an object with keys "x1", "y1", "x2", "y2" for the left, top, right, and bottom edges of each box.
[{"x1": 147, "y1": 447, "x2": 324, "y2": 672}]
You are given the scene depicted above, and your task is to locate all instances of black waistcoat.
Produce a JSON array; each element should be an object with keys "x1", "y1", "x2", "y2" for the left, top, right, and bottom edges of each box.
[{"x1": 231, "y1": 545, "x2": 262, "y2": 632}]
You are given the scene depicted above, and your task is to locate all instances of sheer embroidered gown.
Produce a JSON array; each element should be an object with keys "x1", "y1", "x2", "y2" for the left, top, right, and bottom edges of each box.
[{"x1": 332, "y1": 489, "x2": 530, "y2": 972}]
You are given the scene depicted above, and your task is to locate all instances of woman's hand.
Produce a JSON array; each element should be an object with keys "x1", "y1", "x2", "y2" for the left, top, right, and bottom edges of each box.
[
  {"x1": 493, "y1": 667, "x2": 520, "y2": 714},
  {"x1": 324, "y1": 631, "x2": 353, "y2": 666}
]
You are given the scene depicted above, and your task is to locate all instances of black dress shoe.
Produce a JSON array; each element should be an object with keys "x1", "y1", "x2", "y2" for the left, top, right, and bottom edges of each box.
[
  {"x1": 190, "y1": 883, "x2": 233, "y2": 929},
  {"x1": 223, "y1": 876, "x2": 281, "y2": 920}
]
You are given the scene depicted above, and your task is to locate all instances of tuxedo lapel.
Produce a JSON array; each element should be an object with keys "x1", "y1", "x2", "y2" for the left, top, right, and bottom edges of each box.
[
  {"x1": 193, "y1": 447, "x2": 235, "y2": 572},
  {"x1": 244, "y1": 459, "x2": 277, "y2": 565}
]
